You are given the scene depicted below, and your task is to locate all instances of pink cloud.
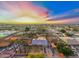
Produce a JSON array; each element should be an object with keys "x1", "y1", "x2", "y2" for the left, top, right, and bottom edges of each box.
[
  {"x1": 53, "y1": 17, "x2": 79, "y2": 24},
  {"x1": 2, "y1": 1, "x2": 49, "y2": 18}
]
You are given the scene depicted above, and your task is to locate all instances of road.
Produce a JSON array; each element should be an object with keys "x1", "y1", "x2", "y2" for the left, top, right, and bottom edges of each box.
[
  {"x1": 0, "y1": 31, "x2": 24, "y2": 58},
  {"x1": 0, "y1": 43, "x2": 19, "y2": 58},
  {"x1": 45, "y1": 47, "x2": 53, "y2": 58}
]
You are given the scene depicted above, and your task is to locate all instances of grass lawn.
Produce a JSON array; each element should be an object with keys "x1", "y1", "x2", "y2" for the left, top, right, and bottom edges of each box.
[{"x1": 0, "y1": 34, "x2": 7, "y2": 38}]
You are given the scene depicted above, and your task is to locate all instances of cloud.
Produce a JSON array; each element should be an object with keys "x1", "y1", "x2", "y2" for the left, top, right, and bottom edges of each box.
[
  {"x1": 47, "y1": 8, "x2": 79, "y2": 24},
  {"x1": 48, "y1": 8, "x2": 79, "y2": 20},
  {"x1": 0, "y1": 1, "x2": 49, "y2": 24},
  {"x1": 0, "y1": 1, "x2": 79, "y2": 24},
  {"x1": 1, "y1": 1, "x2": 49, "y2": 18}
]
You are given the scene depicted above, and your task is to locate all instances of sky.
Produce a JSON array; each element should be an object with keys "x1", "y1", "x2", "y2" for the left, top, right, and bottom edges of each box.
[{"x1": 0, "y1": 1, "x2": 79, "y2": 24}]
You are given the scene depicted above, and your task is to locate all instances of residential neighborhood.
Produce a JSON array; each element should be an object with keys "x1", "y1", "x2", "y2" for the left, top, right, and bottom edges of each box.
[{"x1": 0, "y1": 24, "x2": 79, "y2": 58}]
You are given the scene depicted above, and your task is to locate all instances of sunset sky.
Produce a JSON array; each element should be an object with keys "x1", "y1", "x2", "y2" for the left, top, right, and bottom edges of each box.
[{"x1": 0, "y1": 1, "x2": 79, "y2": 24}]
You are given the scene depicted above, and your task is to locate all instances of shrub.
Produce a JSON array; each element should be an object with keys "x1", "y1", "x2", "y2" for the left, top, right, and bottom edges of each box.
[{"x1": 26, "y1": 53, "x2": 45, "y2": 58}]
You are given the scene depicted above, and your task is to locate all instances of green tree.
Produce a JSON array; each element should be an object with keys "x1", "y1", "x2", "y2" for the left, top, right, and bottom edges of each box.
[
  {"x1": 57, "y1": 40, "x2": 74, "y2": 57},
  {"x1": 25, "y1": 26, "x2": 30, "y2": 32},
  {"x1": 60, "y1": 29, "x2": 66, "y2": 33}
]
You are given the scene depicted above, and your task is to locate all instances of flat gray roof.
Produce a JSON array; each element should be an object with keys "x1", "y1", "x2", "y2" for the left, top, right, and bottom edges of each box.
[{"x1": 32, "y1": 40, "x2": 48, "y2": 46}]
